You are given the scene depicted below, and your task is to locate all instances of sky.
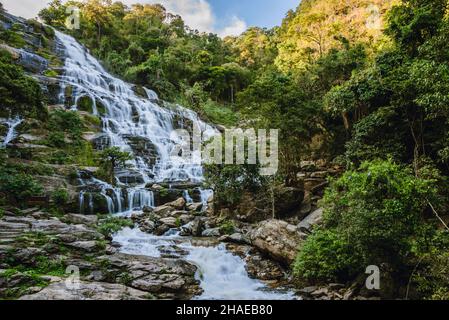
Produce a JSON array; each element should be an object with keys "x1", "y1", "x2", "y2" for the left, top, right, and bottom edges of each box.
[{"x1": 1, "y1": 0, "x2": 299, "y2": 37}]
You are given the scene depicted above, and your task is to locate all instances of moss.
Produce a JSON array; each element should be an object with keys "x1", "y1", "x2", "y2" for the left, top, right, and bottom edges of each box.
[
  {"x1": 77, "y1": 96, "x2": 94, "y2": 113},
  {"x1": 83, "y1": 114, "x2": 102, "y2": 128},
  {"x1": 219, "y1": 220, "x2": 235, "y2": 235},
  {"x1": 44, "y1": 69, "x2": 59, "y2": 78},
  {"x1": 95, "y1": 99, "x2": 107, "y2": 116}
]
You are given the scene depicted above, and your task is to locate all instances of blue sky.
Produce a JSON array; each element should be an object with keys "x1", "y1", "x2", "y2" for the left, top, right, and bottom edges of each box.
[
  {"x1": 2, "y1": 0, "x2": 300, "y2": 36},
  {"x1": 210, "y1": 0, "x2": 299, "y2": 29}
]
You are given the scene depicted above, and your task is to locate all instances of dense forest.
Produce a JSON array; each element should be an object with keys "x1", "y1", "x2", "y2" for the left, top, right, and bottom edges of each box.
[{"x1": 1, "y1": 0, "x2": 449, "y2": 300}]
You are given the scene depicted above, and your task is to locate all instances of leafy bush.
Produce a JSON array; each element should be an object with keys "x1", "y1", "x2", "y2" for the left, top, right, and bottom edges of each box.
[
  {"x1": 97, "y1": 216, "x2": 134, "y2": 238},
  {"x1": 51, "y1": 188, "x2": 69, "y2": 207},
  {"x1": 204, "y1": 163, "x2": 266, "y2": 208},
  {"x1": 0, "y1": 50, "x2": 45, "y2": 118},
  {"x1": 294, "y1": 159, "x2": 439, "y2": 283},
  {"x1": 294, "y1": 229, "x2": 361, "y2": 282},
  {"x1": 0, "y1": 171, "x2": 43, "y2": 205}
]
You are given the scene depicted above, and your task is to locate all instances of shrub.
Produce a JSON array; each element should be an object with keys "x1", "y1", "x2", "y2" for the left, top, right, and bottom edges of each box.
[
  {"x1": 51, "y1": 188, "x2": 69, "y2": 207},
  {"x1": 204, "y1": 163, "x2": 267, "y2": 208},
  {"x1": 97, "y1": 216, "x2": 134, "y2": 238},
  {"x1": 294, "y1": 159, "x2": 440, "y2": 283},
  {"x1": 294, "y1": 229, "x2": 361, "y2": 282},
  {"x1": 0, "y1": 171, "x2": 43, "y2": 205}
]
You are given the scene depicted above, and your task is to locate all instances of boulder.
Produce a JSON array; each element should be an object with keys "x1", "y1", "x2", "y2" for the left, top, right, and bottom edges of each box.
[
  {"x1": 19, "y1": 281, "x2": 149, "y2": 300},
  {"x1": 298, "y1": 208, "x2": 323, "y2": 233},
  {"x1": 249, "y1": 219, "x2": 306, "y2": 266},
  {"x1": 186, "y1": 202, "x2": 203, "y2": 212},
  {"x1": 158, "y1": 217, "x2": 178, "y2": 228},
  {"x1": 219, "y1": 233, "x2": 250, "y2": 245},
  {"x1": 273, "y1": 186, "x2": 304, "y2": 218},
  {"x1": 167, "y1": 197, "x2": 186, "y2": 210},
  {"x1": 180, "y1": 217, "x2": 203, "y2": 237},
  {"x1": 153, "y1": 205, "x2": 174, "y2": 217},
  {"x1": 201, "y1": 228, "x2": 221, "y2": 237}
]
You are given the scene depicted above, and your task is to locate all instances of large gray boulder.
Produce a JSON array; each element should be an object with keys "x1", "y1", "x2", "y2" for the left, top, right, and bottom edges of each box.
[
  {"x1": 298, "y1": 208, "x2": 324, "y2": 233},
  {"x1": 250, "y1": 219, "x2": 306, "y2": 266}
]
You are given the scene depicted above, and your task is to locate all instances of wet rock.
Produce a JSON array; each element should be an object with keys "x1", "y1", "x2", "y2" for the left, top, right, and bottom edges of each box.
[
  {"x1": 201, "y1": 228, "x2": 221, "y2": 237},
  {"x1": 153, "y1": 205, "x2": 173, "y2": 217},
  {"x1": 250, "y1": 219, "x2": 306, "y2": 266},
  {"x1": 158, "y1": 217, "x2": 178, "y2": 228},
  {"x1": 219, "y1": 233, "x2": 250, "y2": 245},
  {"x1": 186, "y1": 202, "x2": 203, "y2": 212},
  {"x1": 167, "y1": 197, "x2": 186, "y2": 210},
  {"x1": 178, "y1": 214, "x2": 193, "y2": 225},
  {"x1": 19, "y1": 281, "x2": 150, "y2": 300},
  {"x1": 180, "y1": 217, "x2": 204, "y2": 237},
  {"x1": 139, "y1": 219, "x2": 156, "y2": 233},
  {"x1": 154, "y1": 224, "x2": 170, "y2": 236},
  {"x1": 298, "y1": 208, "x2": 323, "y2": 234}
]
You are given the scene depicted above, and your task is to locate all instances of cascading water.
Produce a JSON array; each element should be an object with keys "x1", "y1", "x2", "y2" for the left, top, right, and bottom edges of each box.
[
  {"x1": 114, "y1": 228, "x2": 296, "y2": 300},
  {"x1": 55, "y1": 30, "x2": 294, "y2": 300},
  {"x1": 1, "y1": 117, "x2": 23, "y2": 147},
  {"x1": 55, "y1": 30, "x2": 214, "y2": 214}
]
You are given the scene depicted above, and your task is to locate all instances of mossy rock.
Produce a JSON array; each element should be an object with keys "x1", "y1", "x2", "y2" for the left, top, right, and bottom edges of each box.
[
  {"x1": 64, "y1": 85, "x2": 73, "y2": 107},
  {"x1": 77, "y1": 96, "x2": 94, "y2": 113},
  {"x1": 44, "y1": 69, "x2": 59, "y2": 78}
]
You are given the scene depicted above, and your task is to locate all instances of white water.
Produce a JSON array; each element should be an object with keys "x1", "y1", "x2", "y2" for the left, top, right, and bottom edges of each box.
[
  {"x1": 114, "y1": 227, "x2": 296, "y2": 300},
  {"x1": 56, "y1": 31, "x2": 294, "y2": 300},
  {"x1": 1, "y1": 117, "x2": 23, "y2": 147}
]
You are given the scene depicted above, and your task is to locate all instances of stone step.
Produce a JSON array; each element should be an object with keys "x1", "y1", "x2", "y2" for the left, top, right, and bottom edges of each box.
[
  {"x1": 0, "y1": 238, "x2": 17, "y2": 244},
  {"x1": 20, "y1": 207, "x2": 41, "y2": 215}
]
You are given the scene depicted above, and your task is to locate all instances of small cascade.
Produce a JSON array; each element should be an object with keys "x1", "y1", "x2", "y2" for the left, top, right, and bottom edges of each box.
[
  {"x1": 113, "y1": 228, "x2": 296, "y2": 300},
  {"x1": 1, "y1": 117, "x2": 23, "y2": 147},
  {"x1": 199, "y1": 189, "x2": 214, "y2": 207},
  {"x1": 183, "y1": 190, "x2": 194, "y2": 204}
]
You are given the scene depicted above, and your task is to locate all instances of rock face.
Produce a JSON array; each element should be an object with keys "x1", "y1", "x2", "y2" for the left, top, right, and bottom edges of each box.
[
  {"x1": 273, "y1": 186, "x2": 305, "y2": 218},
  {"x1": 0, "y1": 212, "x2": 201, "y2": 300},
  {"x1": 249, "y1": 219, "x2": 306, "y2": 266},
  {"x1": 19, "y1": 281, "x2": 150, "y2": 300},
  {"x1": 298, "y1": 208, "x2": 324, "y2": 233},
  {"x1": 98, "y1": 253, "x2": 201, "y2": 299}
]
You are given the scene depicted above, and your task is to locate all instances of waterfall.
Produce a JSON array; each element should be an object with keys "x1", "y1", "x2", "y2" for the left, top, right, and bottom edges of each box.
[
  {"x1": 1, "y1": 117, "x2": 23, "y2": 147},
  {"x1": 54, "y1": 30, "x2": 216, "y2": 214},
  {"x1": 51, "y1": 31, "x2": 295, "y2": 300}
]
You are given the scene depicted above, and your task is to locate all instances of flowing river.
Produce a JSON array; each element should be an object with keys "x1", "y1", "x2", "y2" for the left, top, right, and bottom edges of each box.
[{"x1": 55, "y1": 30, "x2": 296, "y2": 300}]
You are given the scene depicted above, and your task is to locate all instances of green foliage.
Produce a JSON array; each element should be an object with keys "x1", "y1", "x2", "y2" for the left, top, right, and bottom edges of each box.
[
  {"x1": 51, "y1": 188, "x2": 69, "y2": 207},
  {"x1": 0, "y1": 163, "x2": 43, "y2": 205},
  {"x1": 97, "y1": 216, "x2": 134, "y2": 237},
  {"x1": 219, "y1": 220, "x2": 235, "y2": 235},
  {"x1": 0, "y1": 50, "x2": 45, "y2": 118},
  {"x1": 295, "y1": 160, "x2": 440, "y2": 283},
  {"x1": 294, "y1": 229, "x2": 360, "y2": 281},
  {"x1": 98, "y1": 147, "x2": 132, "y2": 185},
  {"x1": 205, "y1": 163, "x2": 266, "y2": 208}
]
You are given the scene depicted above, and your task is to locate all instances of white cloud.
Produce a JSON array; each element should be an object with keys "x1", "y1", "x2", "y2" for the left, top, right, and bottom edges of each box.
[
  {"x1": 217, "y1": 15, "x2": 247, "y2": 37},
  {"x1": 1, "y1": 0, "x2": 247, "y2": 37}
]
